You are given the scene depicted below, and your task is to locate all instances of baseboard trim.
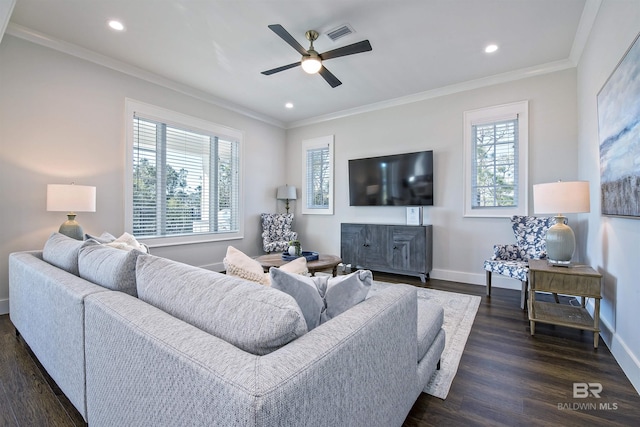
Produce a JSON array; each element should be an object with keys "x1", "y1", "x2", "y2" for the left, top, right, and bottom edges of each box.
[{"x1": 0, "y1": 298, "x2": 9, "y2": 315}]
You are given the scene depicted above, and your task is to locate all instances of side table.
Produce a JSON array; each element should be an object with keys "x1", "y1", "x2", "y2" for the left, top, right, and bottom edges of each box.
[{"x1": 528, "y1": 259, "x2": 602, "y2": 349}]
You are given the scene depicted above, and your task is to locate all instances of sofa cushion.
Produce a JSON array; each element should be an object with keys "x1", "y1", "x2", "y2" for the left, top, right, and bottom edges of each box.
[
  {"x1": 269, "y1": 268, "x2": 372, "y2": 331},
  {"x1": 136, "y1": 255, "x2": 307, "y2": 355},
  {"x1": 78, "y1": 244, "x2": 143, "y2": 296},
  {"x1": 223, "y1": 246, "x2": 270, "y2": 286},
  {"x1": 42, "y1": 232, "x2": 93, "y2": 276},
  {"x1": 416, "y1": 299, "x2": 444, "y2": 362}
]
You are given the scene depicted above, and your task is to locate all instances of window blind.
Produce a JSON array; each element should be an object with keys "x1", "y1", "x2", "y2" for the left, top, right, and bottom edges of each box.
[
  {"x1": 471, "y1": 117, "x2": 519, "y2": 208},
  {"x1": 305, "y1": 146, "x2": 330, "y2": 209},
  {"x1": 132, "y1": 114, "x2": 239, "y2": 238}
]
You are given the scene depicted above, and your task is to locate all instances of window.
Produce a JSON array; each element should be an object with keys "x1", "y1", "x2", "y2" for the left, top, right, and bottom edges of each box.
[
  {"x1": 463, "y1": 101, "x2": 528, "y2": 217},
  {"x1": 302, "y1": 135, "x2": 334, "y2": 215},
  {"x1": 125, "y1": 99, "x2": 243, "y2": 245}
]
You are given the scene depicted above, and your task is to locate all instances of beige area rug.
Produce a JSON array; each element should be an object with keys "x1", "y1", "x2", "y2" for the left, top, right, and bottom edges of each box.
[{"x1": 369, "y1": 281, "x2": 481, "y2": 399}]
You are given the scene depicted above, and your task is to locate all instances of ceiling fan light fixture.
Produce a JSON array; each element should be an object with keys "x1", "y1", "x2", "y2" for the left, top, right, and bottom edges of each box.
[{"x1": 301, "y1": 53, "x2": 322, "y2": 74}]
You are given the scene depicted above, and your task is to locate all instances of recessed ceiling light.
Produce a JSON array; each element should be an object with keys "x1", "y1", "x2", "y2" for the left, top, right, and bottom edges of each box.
[
  {"x1": 108, "y1": 20, "x2": 125, "y2": 31},
  {"x1": 485, "y1": 44, "x2": 498, "y2": 53},
  {"x1": 285, "y1": 102, "x2": 294, "y2": 109}
]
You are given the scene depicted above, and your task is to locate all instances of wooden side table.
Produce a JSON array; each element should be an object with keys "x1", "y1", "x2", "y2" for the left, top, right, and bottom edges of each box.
[{"x1": 528, "y1": 259, "x2": 602, "y2": 349}]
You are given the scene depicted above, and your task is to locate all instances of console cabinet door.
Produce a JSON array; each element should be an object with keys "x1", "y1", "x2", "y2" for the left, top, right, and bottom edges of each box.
[
  {"x1": 340, "y1": 223, "x2": 366, "y2": 267},
  {"x1": 390, "y1": 226, "x2": 426, "y2": 272}
]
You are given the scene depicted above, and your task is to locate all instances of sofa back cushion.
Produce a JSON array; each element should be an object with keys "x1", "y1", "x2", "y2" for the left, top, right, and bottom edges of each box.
[
  {"x1": 78, "y1": 244, "x2": 143, "y2": 296},
  {"x1": 42, "y1": 232, "x2": 91, "y2": 276},
  {"x1": 135, "y1": 255, "x2": 307, "y2": 355}
]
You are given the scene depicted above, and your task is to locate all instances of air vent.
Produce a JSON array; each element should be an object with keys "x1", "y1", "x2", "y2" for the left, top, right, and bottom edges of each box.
[{"x1": 326, "y1": 24, "x2": 354, "y2": 42}]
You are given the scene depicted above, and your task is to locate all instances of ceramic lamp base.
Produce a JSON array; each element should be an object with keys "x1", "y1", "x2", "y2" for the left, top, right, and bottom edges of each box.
[
  {"x1": 545, "y1": 215, "x2": 575, "y2": 265},
  {"x1": 58, "y1": 213, "x2": 84, "y2": 240}
]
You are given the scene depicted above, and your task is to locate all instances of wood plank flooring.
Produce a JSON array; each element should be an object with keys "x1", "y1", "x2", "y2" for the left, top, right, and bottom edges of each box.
[{"x1": 1, "y1": 276, "x2": 639, "y2": 426}]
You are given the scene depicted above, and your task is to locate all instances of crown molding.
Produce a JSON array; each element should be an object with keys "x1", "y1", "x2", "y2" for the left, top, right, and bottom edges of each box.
[
  {"x1": 5, "y1": 23, "x2": 286, "y2": 129},
  {"x1": 569, "y1": 0, "x2": 602, "y2": 66},
  {"x1": 287, "y1": 59, "x2": 575, "y2": 129}
]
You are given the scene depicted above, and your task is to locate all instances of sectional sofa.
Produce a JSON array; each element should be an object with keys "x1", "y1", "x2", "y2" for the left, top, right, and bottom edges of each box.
[{"x1": 9, "y1": 233, "x2": 445, "y2": 426}]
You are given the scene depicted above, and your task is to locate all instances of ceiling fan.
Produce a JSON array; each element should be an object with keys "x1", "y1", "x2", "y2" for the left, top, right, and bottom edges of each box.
[{"x1": 261, "y1": 24, "x2": 372, "y2": 88}]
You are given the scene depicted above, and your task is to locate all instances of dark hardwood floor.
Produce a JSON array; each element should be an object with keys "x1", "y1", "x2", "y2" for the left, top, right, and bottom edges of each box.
[{"x1": 1, "y1": 276, "x2": 639, "y2": 426}]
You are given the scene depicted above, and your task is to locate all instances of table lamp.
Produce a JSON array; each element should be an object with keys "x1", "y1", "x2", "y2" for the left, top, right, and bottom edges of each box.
[
  {"x1": 277, "y1": 185, "x2": 297, "y2": 214},
  {"x1": 47, "y1": 184, "x2": 96, "y2": 240},
  {"x1": 533, "y1": 181, "x2": 590, "y2": 266}
]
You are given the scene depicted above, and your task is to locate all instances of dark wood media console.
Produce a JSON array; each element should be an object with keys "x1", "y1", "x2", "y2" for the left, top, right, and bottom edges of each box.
[{"x1": 340, "y1": 223, "x2": 433, "y2": 282}]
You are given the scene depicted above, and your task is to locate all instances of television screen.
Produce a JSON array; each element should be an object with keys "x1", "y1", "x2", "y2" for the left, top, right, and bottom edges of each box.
[{"x1": 348, "y1": 150, "x2": 433, "y2": 206}]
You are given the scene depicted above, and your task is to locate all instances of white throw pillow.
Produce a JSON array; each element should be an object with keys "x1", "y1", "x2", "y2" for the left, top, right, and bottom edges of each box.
[
  {"x1": 223, "y1": 246, "x2": 270, "y2": 286},
  {"x1": 106, "y1": 232, "x2": 149, "y2": 253}
]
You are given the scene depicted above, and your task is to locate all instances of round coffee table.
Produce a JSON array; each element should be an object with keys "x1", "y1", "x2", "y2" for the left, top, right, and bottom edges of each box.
[{"x1": 256, "y1": 253, "x2": 342, "y2": 277}]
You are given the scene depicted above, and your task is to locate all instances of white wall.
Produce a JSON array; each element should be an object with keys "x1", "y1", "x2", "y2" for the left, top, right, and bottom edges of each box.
[
  {"x1": 285, "y1": 68, "x2": 578, "y2": 288},
  {"x1": 577, "y1": 0, "x2": 640, "y2": 393},
  {"x1": 0, "y1": 35, "x2": 286, "y2": 313}
]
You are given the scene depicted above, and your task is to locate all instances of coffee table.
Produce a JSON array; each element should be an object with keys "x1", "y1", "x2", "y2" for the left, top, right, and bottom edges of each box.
[{"x1": 256, "y1": 253, "x2": 342, "y2": 277}]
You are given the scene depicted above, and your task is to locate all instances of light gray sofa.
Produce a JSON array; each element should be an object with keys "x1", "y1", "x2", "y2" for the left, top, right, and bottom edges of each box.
[{"x1": 9, "y1": 235, "x2": 445, "y2": 426}]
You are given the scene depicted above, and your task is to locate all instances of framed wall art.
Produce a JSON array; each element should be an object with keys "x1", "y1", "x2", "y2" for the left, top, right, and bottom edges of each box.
[{"x1": 597, "y1": 31, "x2": 640, "y2": 218}]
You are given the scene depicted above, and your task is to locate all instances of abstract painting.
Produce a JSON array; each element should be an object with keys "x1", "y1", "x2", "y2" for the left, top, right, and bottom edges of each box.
[{"x1": 597, "y1": 32, "x2": 640, "y2": 218}]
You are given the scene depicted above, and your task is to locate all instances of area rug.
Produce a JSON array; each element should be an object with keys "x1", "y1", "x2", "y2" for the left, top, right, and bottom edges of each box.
[{"x1": 368, "y1": 281, "x2": 481, "y2": 399}]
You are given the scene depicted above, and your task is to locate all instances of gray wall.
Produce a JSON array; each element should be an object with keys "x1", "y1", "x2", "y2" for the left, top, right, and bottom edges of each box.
[
  {"x1": 0, "y1": 35, "x2": 286, "y2": 312},
  {"x1": 577, "y1": 0, "x2": 640, "y2": 393},
  {"x1": 285, "y1": 68, "x2": 579, "y2": 288}
]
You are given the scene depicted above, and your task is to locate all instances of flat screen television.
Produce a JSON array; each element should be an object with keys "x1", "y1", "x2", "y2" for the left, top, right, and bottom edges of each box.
[{"x1": 348, "y1": 150, "x2": 433, "y2": 206}]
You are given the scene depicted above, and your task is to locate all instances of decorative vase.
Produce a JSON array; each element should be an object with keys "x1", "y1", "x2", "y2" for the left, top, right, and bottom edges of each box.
[{"x1": 288, "y1": 246, "x2": 297, "y2": 256}]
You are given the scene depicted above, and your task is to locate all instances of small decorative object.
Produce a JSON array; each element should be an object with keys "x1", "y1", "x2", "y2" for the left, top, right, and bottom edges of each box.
[
  {"x1": 288, "y1": 240, "x2": 301, "y2": 256},
  {"x1": 406, "y1": 206, "x2": 422, "y2": 225},
  {"x1": 597, "y1": 31, "x2": 640, "y2": 218}
]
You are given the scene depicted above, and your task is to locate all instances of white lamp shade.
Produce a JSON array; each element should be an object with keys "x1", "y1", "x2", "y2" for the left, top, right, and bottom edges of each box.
[
  {"x1": 47, "y1": 184, "x2": 96, "y2": 212},
  {"x1": 277, "y1": 185, "x2": 297, "y2": 200},
  {"x1": 533, "y1": 181, "x2": 590, "y2": 214}
]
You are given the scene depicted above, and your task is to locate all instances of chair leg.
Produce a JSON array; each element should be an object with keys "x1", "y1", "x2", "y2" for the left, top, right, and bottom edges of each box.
[
  {"x1": 521, "y1": 280, "x2": 527, "y2": 310},
  {"x1": 485, "y1": 270, "x2": 492, "y2": 296},
  {"x1": 553, "y1": 293, "x2": 560, "y2": 303}
]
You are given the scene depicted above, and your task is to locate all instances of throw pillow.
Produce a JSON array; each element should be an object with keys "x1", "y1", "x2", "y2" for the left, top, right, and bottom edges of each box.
[
  {"x1": 279, "y1": 256, "x2": 308, "y2": 275},
  {"x1": 84, "y1": 231, "x2": 117, "y2": 244},
  {"x1": 78, "y1": 244, "x2": 144, "y2": 296},
  {"x1": 105, "y1": 232, "x2": 149, "y2": 253},
  {"x1": 223, "y1": 246, "x2": 270, "y2": 286},
  {"x1": 270, "y1": 268, "x2": 372, "y2": 331},
  {"x1": 42, "y1": 232, "x2": 94, "y2": 276}
]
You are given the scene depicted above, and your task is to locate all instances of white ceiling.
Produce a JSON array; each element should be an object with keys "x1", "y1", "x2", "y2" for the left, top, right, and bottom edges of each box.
[{"x1": 5, "y1": 0, "x2": 596, "y2": 128}]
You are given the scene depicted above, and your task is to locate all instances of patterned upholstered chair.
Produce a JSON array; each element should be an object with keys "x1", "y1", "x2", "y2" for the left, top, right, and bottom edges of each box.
[
  {"x1": 260, "y1": 213, "x2": 298, "y2": 253},
  {"x1": 484, "y1": 215, "x2": 557, "y2": 309}
]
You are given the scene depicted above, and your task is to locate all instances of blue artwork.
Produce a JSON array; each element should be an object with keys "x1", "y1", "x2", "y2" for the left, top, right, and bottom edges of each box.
[{"x1": 597, "y1": 32, "x2": 640, "y2": 218}]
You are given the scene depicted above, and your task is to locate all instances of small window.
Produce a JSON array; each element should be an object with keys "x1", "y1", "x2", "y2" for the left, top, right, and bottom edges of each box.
[
  {"x1": 463, "y1": 101, "x2": 528, "y2": 217},
  {"x1": 125, "y1": 99, "x2": 243, "y2": 245},
  {"x1": 302, "y1": 135, "x2": 334, "y2": 215}
]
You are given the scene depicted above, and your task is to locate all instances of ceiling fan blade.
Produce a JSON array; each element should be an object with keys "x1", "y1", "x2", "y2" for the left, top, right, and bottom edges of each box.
[
  {"x1": 320, "y1": 40, "x2": 372, "y2": 61},
  {"x1": 318, "y1": 66, "x2": 342, "y2": 88},
  {"x1": 268, "y1": 24, "x2": 308, "y2": 56},
  {"x1": 261, "y1": 61, "x2": 301, "y2": 75}
]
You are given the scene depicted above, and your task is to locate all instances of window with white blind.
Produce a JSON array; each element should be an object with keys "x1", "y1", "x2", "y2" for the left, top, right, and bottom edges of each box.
[
  {"x1": 463, "y1": 101, "x2": 528, "y2": 217},
  {"x1": 302, "y1": 135, "x2": 334, "y2": 215},
  {"x1": 125, "y1": 99, "x2": 243, "y2": 245}
]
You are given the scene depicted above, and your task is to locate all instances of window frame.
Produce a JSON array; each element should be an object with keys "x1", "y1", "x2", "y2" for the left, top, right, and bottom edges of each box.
[
  {"x1": 462, "y1": 101, "x2": 529, "y2": 218},
  {"x1": 301, "y1": 135, "x2": 334, "y2": 215},
  {"x1": 125, "y1": 98, "x2": 244, "y2": 247}
]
